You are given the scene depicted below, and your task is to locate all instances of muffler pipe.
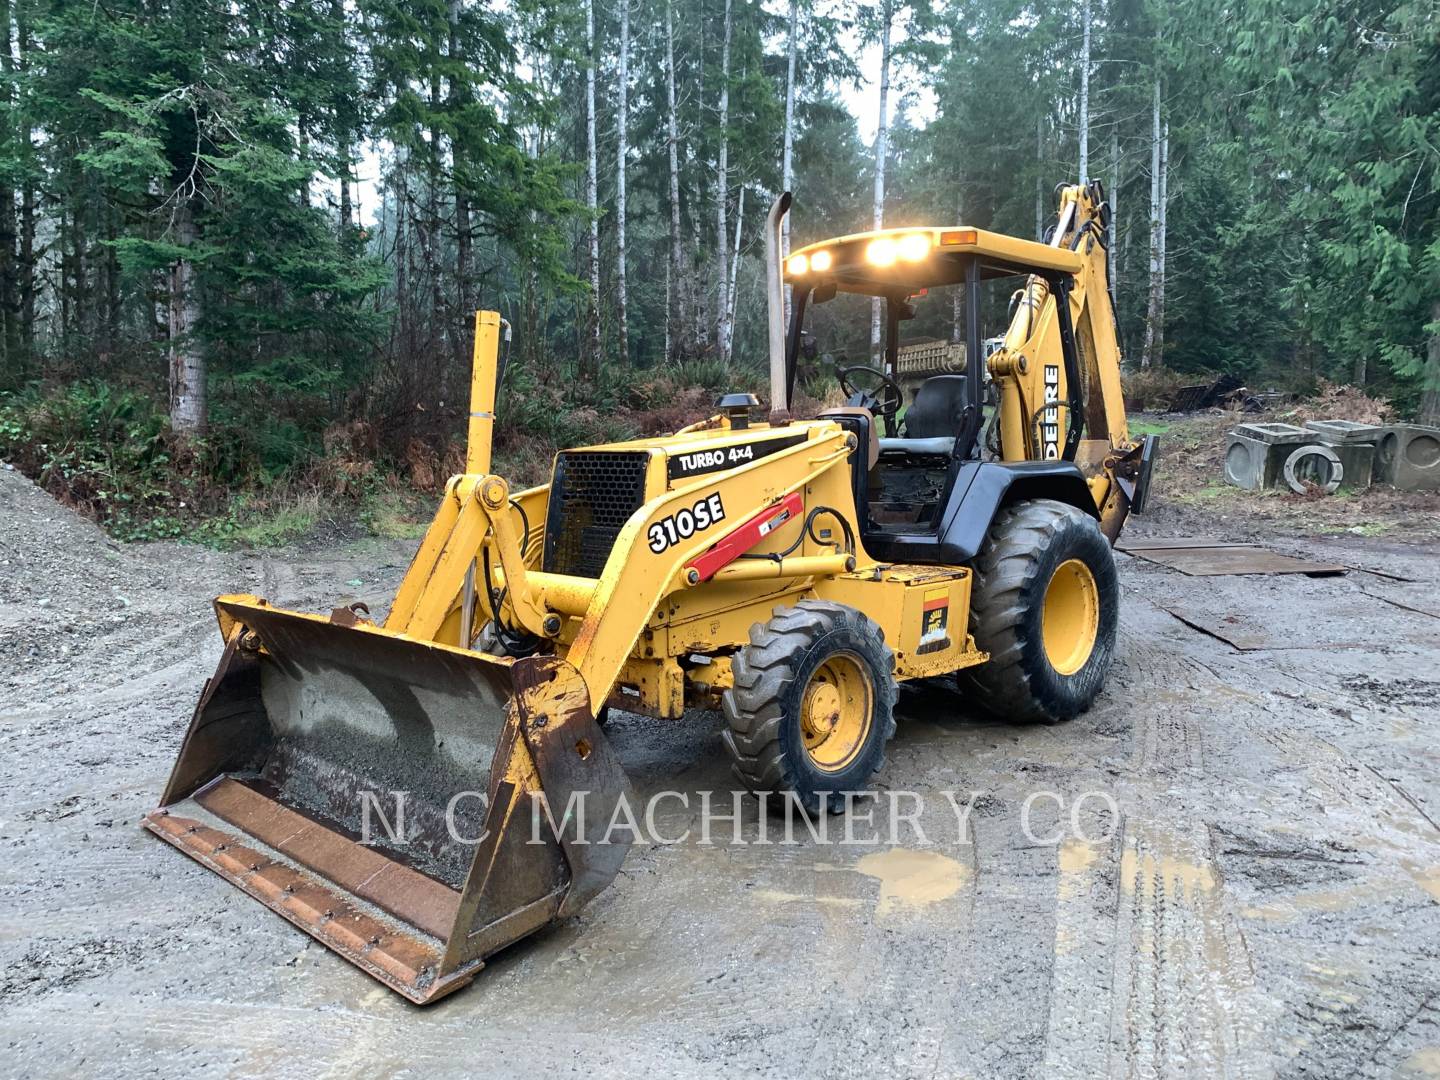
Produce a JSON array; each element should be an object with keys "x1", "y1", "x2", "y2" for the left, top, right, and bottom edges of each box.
[{"x1": 766, "y1": 192, "x2": 793, "y2": 417}]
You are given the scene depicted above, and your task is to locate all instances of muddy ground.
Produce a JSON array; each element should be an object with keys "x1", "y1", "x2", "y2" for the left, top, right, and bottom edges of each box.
[{"x1": 2, "y1": 460, "x2": 1439, "y2": 1079}]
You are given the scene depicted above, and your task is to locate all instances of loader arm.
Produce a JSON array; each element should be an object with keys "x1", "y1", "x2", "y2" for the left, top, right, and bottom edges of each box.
[{"x1": 391, "y1": 424, "x2": 857, "y2": 714}]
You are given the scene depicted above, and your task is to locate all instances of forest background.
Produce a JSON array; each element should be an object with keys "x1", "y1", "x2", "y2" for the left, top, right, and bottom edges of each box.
[{"x1": 0, "y1": 0, "x2": 1435, "y2": 539}]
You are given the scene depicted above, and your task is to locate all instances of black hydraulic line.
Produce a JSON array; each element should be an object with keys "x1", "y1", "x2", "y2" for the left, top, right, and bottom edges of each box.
[
  {"x1": 479, "y1": 500, "x2": 540, "y2": 652},
  {"x1": 737, "y1": 504, "x2": 855, "y2": 562},
  {"x1": 1051, "y1": 276, "x2": 1086, "y2": 460}
]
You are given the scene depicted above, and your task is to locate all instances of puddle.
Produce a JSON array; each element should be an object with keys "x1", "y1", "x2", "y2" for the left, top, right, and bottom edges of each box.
[
  {"x1": 1403, "y1": 1048, "x2": 1440, "y2": 1077},
  {"x1": 1404, "y1": 862, "x2": 1440, "y2": 903},
  {"x1": 1120, "y1": 845, "x2": 1217, "y2": 903},
  {"x1": 1058, "y1": 839, "x2": 1101, "y2": 902},
  {"x1": 854, "y1": 848, "x2": 968, "y2": 917},
  {"x1": 1239, "y1": 854, "x2": 1440, "y2": 920}
]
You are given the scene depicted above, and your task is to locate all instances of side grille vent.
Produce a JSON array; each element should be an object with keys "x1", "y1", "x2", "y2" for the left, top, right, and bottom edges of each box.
[{"x1": 543, "y1": 451, "x2": 650, "y2": 578}]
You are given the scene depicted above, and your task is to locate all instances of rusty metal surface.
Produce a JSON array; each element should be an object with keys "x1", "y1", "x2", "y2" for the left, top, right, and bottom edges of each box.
[
  {"x1": 1115, "y1": 537, "x2": 1233, "y2": 552},
  {"x1": 512, "y1": 655, "x2": 635, "y2": 916},
  {"x1": 194, "y1": 777, "x2": 461, "y2": 939},
  {"x1": 142, "y1": 807, "x2": 481, "y2": 1005},
  {"x1": 145, "y1": 597, "x2": 637, "y2": 1005},
  {"x1": 1119, "y1": 541, "x2": 1347, "y2": 577}
]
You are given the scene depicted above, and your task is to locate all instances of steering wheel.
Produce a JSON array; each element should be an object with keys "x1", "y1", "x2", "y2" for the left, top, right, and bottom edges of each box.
[{"x1": 837, "y1": 364, "x2": 904, "y2": 436}]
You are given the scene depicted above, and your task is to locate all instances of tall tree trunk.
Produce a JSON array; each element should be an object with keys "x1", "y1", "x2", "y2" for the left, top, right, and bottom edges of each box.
[
  {"x1": 1035, "y1": 115, "x2": 1045, "y2": 240},
  {"x1": 714, "y1": 0, "x2": 733, "y2": 360},
  {"x1": 425, "y1": 67, "x2": 446, "y2": 365},
  {"x1": 615, "y1": 0, "x2": 630, "y2": 365},
  {"x1": 0, "y1": 0, "x2": 14, "y2": 368},
  {"x1": 1142, "y1": 80, "x2": 1166, "y2": 370},
  {"x1": 689, "y1": 158, "x2": 708, "y2": 349},
  {"x1": 582, "y1": 0, "x2": 602, "y2": 377},
  {"x1": 726, "y1": 185, "x2": 744, "y2": 340},
  {"x1": 333, "y1": 0, "x2": 353, "y2": 235},
  {"x1": 1078, "y1": 0, "x2": 1091, "y2": 181},
  {"x1": 394, "y1": 156, "x2": 412, "y2": 361},
  {"x1": 297, "y1": 118, "x2": 311, "y2": 207},
  {"x1": 168, "y1": 203, "x2": 205, "y2": 436},
  {"x1": 952, "y1": 182, "x2": 964, "y2": 344},
  {"x1": 665, "y1": 0, "x2": 688, "y2": 362},
  {"x1": 1420, "y1": 299, "x2": 1440, "y2": 425},
  {"x1": 870, "y1": 0, "x2": 894, "y2": 362},
  {"x1": 16, "y1": 0, "x2": 33, "y2": 358},
  {"x1": 781, "y1": 0, "x2": 798, "y2": 323},
  {"x1": 339, "y1": 166, "x2": 353, "y2": 233},
  {"x1": 450, "y1": 0, "x2": 471, "y2": 371},
  {"x1": 76, "y1": 199, "x2": 88, "y2": 346},
  {"x1": 100, "y1": 206, "x2": 119, "y2": 361}
]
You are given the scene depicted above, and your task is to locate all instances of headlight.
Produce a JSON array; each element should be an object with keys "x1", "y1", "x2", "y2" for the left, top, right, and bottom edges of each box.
[
  {"x1": 810, "y1": 249, "x2": 833, "y2": 272},
  {"x1": 898, "y1": 233, "x2": 931, "y2": 261},
  {"x1": 787, "y1": 254, "x2": 809, "y2": 275},
  {"x1": 866, "y1": 237, "x2": 897, "y2": 266}
]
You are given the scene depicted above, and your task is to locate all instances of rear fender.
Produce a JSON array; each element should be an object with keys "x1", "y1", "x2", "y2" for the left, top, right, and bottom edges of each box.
[{"x1": 938, "y1": 461, "x2": 1097, "y2": 562}]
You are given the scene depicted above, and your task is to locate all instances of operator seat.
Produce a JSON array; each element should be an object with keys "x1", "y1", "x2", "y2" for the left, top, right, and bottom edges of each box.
[{"x1": 878, "y1": 374, "x2": 968, "y2": 455}]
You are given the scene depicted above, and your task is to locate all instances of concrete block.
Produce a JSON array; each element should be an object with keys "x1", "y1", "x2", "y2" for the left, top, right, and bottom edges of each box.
[
  {"x1": 1224, "y1": 425, "x2": 1312, "y2": 490},
  {"x1": 1303, "y1": 419, "x2": 1384, "y2": 443},
  {"x1": 1282, "y1": 444, "x2": 1345, "y2": 494},
  {"x1": 1302, "y1": 421, "x2": 1378, "y2": 491},
  {"x1": 1232, "y1": 422, "x2": 1309, "y2": 444},
  {"x1": 1374, "y1": 424, "x2": 1440, "y2": 491}
]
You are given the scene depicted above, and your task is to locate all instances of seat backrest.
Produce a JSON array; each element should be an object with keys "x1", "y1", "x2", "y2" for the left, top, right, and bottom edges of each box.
[{"x1": 903, "y1": 375, "x2": 969, "y2": 440}]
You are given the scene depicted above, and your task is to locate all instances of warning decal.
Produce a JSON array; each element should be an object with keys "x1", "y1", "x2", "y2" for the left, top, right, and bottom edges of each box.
[{"x1": 918, "y1": 587, "x2": 950, "y2": 652}]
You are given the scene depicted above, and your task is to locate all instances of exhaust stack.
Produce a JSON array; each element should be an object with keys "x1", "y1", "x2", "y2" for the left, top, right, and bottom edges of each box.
[{"x1": 765, "y1": 192, "x2": 793, "y2": 416}]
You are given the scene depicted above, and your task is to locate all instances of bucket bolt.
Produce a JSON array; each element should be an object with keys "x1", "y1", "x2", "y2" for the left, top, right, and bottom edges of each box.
[{"x1": 542, "y1": 613, "x2": 562, "y2": 637}]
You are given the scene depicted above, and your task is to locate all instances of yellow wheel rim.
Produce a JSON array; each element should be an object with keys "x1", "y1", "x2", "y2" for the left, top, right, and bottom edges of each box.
[
  {"x1": 1042, "y1": 558, "x2": 1100, "y2": 676},
  {"x1": 800, "y1": 653, "x2": 873, "y2": 772}
]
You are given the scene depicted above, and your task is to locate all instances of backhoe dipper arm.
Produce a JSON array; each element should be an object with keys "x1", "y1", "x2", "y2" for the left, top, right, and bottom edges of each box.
[{"x1": 989, "y1": 183, "x2": 1132, "y2": 467}]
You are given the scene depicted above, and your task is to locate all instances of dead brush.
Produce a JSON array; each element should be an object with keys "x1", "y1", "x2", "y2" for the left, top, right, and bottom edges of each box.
[
  {"x1": 1121, "y1": 365, "x2": 1192, "y2": 411},
  {"x1": 1278, "y1": 380, "x2": 1395, "y2": 426}
]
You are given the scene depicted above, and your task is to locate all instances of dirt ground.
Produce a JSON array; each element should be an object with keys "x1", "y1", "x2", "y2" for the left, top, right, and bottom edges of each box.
[{"x1": 2, "y1": 454, "x2": 1439, "y2": 1079}]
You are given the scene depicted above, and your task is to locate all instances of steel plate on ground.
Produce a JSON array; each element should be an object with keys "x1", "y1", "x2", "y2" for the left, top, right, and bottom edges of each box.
[{"x1": 1119, "y1": 541, "x2": 1347, "y2": 577}]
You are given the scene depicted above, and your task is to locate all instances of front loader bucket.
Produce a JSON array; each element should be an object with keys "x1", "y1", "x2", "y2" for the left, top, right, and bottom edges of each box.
[{"x1": 142, "y1": 597, "x2": 631, "y2": 1004}]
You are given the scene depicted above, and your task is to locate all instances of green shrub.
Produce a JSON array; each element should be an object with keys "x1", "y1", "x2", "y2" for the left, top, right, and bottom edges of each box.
[{"x1": 0, "y1": 381, "x2": 190, "y2": 540}]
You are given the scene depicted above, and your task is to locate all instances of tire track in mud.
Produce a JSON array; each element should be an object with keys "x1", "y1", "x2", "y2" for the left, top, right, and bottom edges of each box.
[
  {"x1": 1042, "y1": 835, "x2": 1122, "y2": 1080},
  {"x1": 1065, "y1": 575, "x2": 1273, "y2": 1078},
  {"x1": 1107, "y1": 820, "x2": 1265, "y2": 1080}
]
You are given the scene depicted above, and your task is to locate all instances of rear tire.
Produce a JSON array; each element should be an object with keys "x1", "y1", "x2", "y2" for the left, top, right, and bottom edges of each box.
[
  {"x1": 722, "y1": 601, "x2": 896, "y2": 815},
  {"x1": 957, "y1": 499, "x2": 1118, "y2": 723}
]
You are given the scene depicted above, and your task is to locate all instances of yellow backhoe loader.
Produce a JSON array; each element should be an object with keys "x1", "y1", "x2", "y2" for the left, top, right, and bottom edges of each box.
[{"x1": 144, "y1": 182, "x2": 1157, "y2": 1004}]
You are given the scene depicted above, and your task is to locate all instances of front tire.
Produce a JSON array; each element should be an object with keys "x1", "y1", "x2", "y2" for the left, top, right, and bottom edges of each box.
[
  {"x1": 722, "y1": 601, "x2": 896, "y2": 815},
  {"x1": 957, "y1": 499, "x2": 1119, "y2": 723}
]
